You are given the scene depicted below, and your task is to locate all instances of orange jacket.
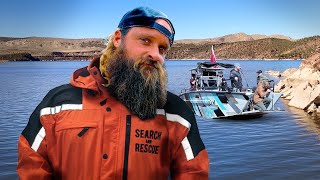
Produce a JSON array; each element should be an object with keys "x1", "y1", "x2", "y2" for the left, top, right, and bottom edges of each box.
[{"x1": 17, "y1": 59, "x2": 209, "y2": 180}]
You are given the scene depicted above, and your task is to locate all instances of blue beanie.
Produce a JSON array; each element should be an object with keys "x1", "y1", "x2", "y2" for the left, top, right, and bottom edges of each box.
[{"x1": 118, "y1": 7, "x2": 175, "y2": 45}]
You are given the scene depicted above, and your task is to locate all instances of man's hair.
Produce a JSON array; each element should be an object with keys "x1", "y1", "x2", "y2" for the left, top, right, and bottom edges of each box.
[
  {"x1": 100, "y1": 32, "x2": 116, "y2": 83},
  {"x1": 99, "y1": 28, "x2": 130, "y2": 83}
]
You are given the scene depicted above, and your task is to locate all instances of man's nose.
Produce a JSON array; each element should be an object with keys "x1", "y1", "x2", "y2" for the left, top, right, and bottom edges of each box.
[{"x1": 148, "y1": 46, "x2": 164, "y2": 63}]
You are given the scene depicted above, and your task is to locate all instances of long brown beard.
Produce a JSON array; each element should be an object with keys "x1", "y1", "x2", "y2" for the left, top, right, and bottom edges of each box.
[{"x1": 106, "y1": 48, "x2": 167, "y2": 120}]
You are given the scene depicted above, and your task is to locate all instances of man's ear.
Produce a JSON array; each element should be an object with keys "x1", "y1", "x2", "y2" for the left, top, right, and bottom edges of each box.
[{"x1": 113, "y1": 29, "x2": 122, "y2": 48}]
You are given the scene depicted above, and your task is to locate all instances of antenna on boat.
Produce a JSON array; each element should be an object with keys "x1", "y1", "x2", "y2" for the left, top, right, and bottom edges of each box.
[{"x1": 240, "y1": 70, "x2": 249, "y2": 88}]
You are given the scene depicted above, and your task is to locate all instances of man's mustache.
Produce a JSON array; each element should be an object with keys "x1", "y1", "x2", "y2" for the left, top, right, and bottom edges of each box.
[{"x1": 134, "y1": 58, "x2": 163, "y2": 71}]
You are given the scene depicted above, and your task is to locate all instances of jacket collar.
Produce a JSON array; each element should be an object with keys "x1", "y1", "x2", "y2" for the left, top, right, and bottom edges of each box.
[{"x1": 70, "y1": 57, "x2": 107, "y2": 94}]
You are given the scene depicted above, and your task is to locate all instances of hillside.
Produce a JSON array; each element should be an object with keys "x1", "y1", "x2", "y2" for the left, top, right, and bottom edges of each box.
[
  {"x1": 0, "y1": 37, "x2": 105, "y2": 60},
  {"x1": 175, "y1": 32, "x2": 293, "y2": 44},
  {"x1": 0, "y1": 33, "x2": 319, "y2": 61},
  {"x1": 168, "y1": 35, "x2": 320, "y2": 60}
]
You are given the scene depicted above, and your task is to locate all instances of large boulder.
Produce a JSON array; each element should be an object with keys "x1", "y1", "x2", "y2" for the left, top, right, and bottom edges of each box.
[
  {"x1": 288, "y1": 81, "x2": 320, "y2": 109},
  {"x1": 276, "y1": 50, "x2": 320, "y2": 115},
  {"x1": 281, "y1": 68, "x2": 298, "y2": 78}
]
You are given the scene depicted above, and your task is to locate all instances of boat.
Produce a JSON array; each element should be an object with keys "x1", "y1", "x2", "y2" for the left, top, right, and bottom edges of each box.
[{"x1": 179, "y1": 61, "x2": 282, "y2": 119}]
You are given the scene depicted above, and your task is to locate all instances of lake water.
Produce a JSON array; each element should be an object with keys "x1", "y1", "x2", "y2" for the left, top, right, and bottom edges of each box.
[{"x1": 1, "y1": 60, "x2": 320, "y2": 179}]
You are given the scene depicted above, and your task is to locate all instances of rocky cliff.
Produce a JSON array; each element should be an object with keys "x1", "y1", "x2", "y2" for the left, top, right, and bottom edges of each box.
[{"x1": 275, "y1": 48, "x2": 320, "y2": 119}]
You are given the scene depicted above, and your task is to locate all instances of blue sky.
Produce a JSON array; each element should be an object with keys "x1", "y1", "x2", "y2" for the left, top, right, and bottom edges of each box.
[{"x1": 0, "y1": 0, "x2": 319, "y2": 40}]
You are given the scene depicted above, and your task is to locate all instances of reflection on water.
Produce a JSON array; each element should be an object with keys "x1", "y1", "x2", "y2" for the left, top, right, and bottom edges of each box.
[{"x1": 284, "y1": 100, "x2": 320, "y2": 138}]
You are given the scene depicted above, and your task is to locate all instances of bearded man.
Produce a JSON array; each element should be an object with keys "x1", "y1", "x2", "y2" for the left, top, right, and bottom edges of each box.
[{"x1": 17, "y1": 7, "x2": 209, "y2": 180}]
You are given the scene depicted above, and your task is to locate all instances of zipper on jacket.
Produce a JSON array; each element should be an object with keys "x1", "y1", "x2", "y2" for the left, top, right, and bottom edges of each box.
[{"x1": 122, "y1": 115, "x2": 131, "y2": 180}]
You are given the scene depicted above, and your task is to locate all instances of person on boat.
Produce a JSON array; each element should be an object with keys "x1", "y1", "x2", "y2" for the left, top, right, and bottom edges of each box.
[
  {"x1": 17, "y1": 7, "x2": 209, "y2": 180},
  {"x1": 253, "y1": 80, "x2": 272, "y2": 111},
  {"x1": 229, "y1": 63, "x2": 243, "y2": 92},
  {"x1": 256, "y1": 70, "x2": 269, "y2": 85},
  {"x1": 190, "y1": 73, "x2": 197, "y2": 90}
]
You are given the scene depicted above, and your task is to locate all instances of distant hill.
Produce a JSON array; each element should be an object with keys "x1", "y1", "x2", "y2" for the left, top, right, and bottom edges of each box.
[
  {"x1": 175, "y1": 32, "x2": 293, "y2": 44},
  {"x1": 0, "y1": 33, "x2": 318, "y2": 61},
  {"x1": 0, "y1": 37, "x2": 105, "y2": 60},
  {"x1": 168, "y1": 35, "x2": 319, "y2": 60}
]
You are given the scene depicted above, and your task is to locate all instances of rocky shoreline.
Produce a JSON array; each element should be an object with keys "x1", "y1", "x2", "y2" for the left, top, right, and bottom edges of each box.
[
  {"x1": 0, "y1": 53, "x2": 100, "y2": 62},
  {"x1": 275, "y1": 49, "x2": 320, "y2": 119},
  {"x1": 0, "y1": 53, "x2": 40, "y2": 61}
]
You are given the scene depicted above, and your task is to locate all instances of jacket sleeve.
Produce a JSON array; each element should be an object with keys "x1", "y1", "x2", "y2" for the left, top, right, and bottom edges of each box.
[
  {"x1": 170, "y1": 126, "x2": 209, "y2": 180},
  {"x1": 165, "y1": 92, "x2": 209, "y2": 179},
  {"x1": 17, "y1": 94, "x2": 53, "y2": 179},
  {"x1": 17, "y1": 134, "x2": 52, "y2": 179},
  {"x1": 17, "y1": 84, "x2": 82, "y2": 179}
]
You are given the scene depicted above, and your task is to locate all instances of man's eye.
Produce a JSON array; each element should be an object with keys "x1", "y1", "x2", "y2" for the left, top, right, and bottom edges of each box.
[
  {"x1": 140, "y1": 38, "x2": 150, "y2": 43},
  {"x1": 159, "y1": 47, "x2": 168, "y2": 55}
]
